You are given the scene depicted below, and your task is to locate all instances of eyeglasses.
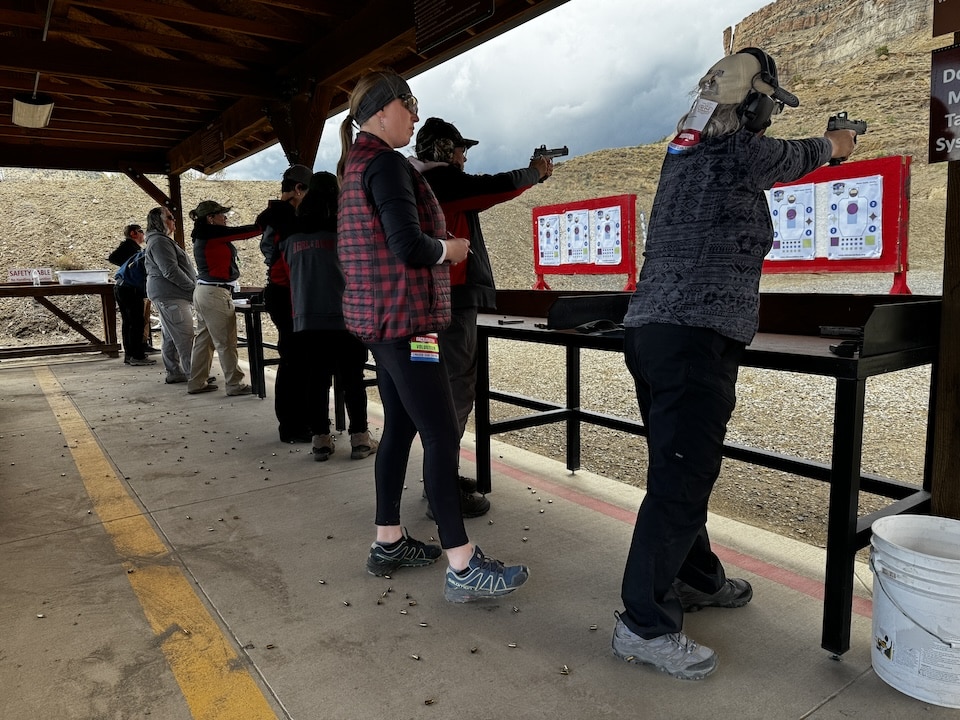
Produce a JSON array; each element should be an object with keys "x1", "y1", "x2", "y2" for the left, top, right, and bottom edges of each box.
[
  {"x1": 398, "y1": 93, "x2": 418, "y2": 116},
  {"x1": 130, "y1": 228, "x2": 143, "y2": 234}
]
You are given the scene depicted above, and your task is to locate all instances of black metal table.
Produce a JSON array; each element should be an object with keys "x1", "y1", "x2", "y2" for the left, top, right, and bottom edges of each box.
[
  {"x1": 234, "y1": 299, "x2": 277, "y2": 399},
  {"x1": 474, "y1": 291, "x2": 939, "y2": 656}
]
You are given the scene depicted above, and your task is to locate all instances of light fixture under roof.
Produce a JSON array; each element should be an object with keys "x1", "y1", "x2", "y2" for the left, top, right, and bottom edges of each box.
[
  {"x1": 12, "y1": 0, "x2": 56, "y2": 128},
  {"x1": 12, "y1": 92, "x2": 54, "y2": 129}
]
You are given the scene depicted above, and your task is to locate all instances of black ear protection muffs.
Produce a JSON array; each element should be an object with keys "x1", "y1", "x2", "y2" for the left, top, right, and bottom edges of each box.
[
  {"x1": 736, "y1": 47, "x2": 782, "y2": 133},
  {"x1": 741, "y1": 93, "x2": 777, "y2": 133}
]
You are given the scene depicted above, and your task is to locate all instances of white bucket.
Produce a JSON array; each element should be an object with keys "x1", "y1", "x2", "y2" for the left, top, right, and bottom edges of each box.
[{"x1": 870, "y1": 515, "x2": 960, "y2": 708}]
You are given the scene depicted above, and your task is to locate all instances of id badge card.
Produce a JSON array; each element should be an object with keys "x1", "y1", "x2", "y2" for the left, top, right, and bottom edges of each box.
[{"x1": 410, "y1": 333, "x2": 440, "y2": 363}]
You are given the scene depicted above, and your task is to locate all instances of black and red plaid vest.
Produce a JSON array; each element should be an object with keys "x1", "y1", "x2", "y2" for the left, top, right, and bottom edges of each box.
[{"x1": 338, "y1": 132, "x2": 450, "y2": 342}]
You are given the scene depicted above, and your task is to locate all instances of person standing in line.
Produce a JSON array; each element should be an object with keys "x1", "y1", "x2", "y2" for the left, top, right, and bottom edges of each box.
[
  {"x1": 336, "y1": 69, "x2": 528, "y2": 601},
  {"x1": 113, "y1": 242, "x2": 154, "y2": 366},
  {"x1": 107, "y1": 223, "x2": 145, "y2": 267},
  {"x1": 610, "y1": 47, "x2": 857, "y2": 680},
  {"x1": 143, "y1": 207, "x2": 208, "y2": 387},
  {"x1": 257, "y1": 164, "x2": 314, "y2": 443},
  {"x1": 109, "y1": 223, "x2": 157, "y2": 356},
  {"x1": 279, "y1": 171, "x2": 378, "y2": 462},
  {"x1": 412, "y1": 117, "x2": 552, "y2": 519},
  {"x1": 187, "y1": 201, "x2": 261, "y2": 397}
]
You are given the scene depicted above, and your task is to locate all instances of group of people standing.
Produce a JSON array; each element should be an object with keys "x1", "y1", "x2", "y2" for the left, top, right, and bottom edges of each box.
[
  {"x1": 327, "y1": 49, "x2": 857, "y2": 678},
  {"x1": 111, "y1": 202, "x2": 260, "y2": 397},
  {"x1": 112, "y1": 44, "x2": 859, "y2": 680}
]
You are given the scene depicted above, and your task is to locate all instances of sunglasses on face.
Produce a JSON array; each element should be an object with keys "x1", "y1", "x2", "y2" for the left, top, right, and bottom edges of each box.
[{"x1": 398, "y1": 93, "x2": 418, "y2": 116}]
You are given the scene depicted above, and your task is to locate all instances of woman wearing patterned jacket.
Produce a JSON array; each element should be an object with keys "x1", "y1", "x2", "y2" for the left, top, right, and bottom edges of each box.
[{"x1": 336, "y1": 69, "x2": 528, "y2": 603}]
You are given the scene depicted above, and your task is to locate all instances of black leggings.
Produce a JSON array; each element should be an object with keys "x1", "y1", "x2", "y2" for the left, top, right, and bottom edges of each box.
[{"x1": 367, "y1": 337, "x2": 467, "y2": 549}]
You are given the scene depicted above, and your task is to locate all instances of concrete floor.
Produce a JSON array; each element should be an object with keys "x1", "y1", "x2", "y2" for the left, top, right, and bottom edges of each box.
[{"x1": 1, "y1": 354, "x2": 957, "y2": 719}]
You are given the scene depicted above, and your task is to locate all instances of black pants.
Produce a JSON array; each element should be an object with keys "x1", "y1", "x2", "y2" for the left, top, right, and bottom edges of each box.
[
  {"x1": 263, "y1": 282, "x2": 309, "y2": 439},
  {"x1": 115, "y1": 283, "x2": 146, "y2": 360},
  {"x1": 619, "y1": 324, "x2": 745, "y2": 637},
  {"x1": 292, "y1": 329, "x2": 369, "y2": 436},
  {"x1": 437, "y1": 306, "x2": 478, "y2": 438},
  {"x1": 367, "y1": 337, "x2": 466, "y2": 549}
]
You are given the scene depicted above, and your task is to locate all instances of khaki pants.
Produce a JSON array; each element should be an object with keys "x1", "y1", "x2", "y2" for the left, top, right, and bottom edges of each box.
[{"x1": 189, "y1": 284, "x2": 244, "y2": 393}]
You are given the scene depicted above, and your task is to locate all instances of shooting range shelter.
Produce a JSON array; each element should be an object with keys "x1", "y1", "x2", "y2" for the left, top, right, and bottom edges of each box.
[
  {"x1": 2, "y1": 4, "x2": 960, "y2": 712},
  {"x1": 0, "y1": 0, "x2": 957, "y2": 575},
  {"x1": 0, "y1": 0, "x2": 956, "y2": 562}
]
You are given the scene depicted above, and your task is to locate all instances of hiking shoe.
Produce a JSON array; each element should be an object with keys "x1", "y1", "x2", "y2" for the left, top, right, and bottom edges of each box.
[
  {"x1": 420, "y1": 475, "x2": 477, "y2": 498},
  {"x1": 312, "y1": 434, "x2": 335, "y2": 462},
  {"x1": 420, "y1": 475, "x2": 478, "y2": 497},
  {"x1": 458, "y1": 475, "x2": 478, "y2": 494},
  {"x1": 350, "y1": 431, "x2": 378, "y2": 459},
  {"x1": 443, "y1": 545, "x2": 528, "y2": 603},
  {"x1": 426, "y1": 489, "x2": 490, "y2": 520},
  {"x1": 611, "y1": 613, "x2": 717, "y2": 680},
  {"x1": 128, "y1": 357, "x2": 156, "y2": 366},
  {"x1": 226, "y1": 383, "x2": 253, "y2": 396},
  {"x1": 673, "y1": 578, "x2": 753, "y2": 612},
  {"x1": 366, "y1": 529, "x2": 442, "y2": 576}
]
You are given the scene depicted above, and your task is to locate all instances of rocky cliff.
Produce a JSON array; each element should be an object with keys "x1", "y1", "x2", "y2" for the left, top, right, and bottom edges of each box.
[{"x1": 726, "y1": 0, "x2": 931, "y2": 77}]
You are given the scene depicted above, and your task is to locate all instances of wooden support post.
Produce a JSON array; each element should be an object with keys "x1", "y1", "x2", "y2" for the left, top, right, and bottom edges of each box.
[
  {"x1": 269, "y1": 83, "x2": 336, "y2": 169},
  {"x1": 120, "y1": 166, "x2": 184, "y2": 247},
  {"x1": 168, "y1": 173, "x2": 184, "y2": 248}
]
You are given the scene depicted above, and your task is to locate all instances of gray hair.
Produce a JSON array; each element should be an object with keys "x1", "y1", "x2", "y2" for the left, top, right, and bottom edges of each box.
[
  {"x1": 676, "y1": 103, "x2": 743, "y2": 140},
  {"x1": 146, "y1": 207, "x2": 169, "y2": 235}
]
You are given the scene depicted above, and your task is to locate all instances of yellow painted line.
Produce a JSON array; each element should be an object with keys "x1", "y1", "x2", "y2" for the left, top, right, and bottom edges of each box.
[{"x1": 36, "y1": 366, "x2": 279, "y2": 720}]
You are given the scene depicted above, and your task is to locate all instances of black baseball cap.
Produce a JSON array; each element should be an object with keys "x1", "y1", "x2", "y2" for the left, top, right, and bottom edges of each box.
[{"x1": 415, "y1": 118, "x2": 479, "y2": 157}]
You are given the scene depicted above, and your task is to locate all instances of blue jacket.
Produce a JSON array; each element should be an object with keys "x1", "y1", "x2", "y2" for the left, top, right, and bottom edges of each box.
[{"x1": 114, "y1": 249, "x2": 146, "y2": 292}]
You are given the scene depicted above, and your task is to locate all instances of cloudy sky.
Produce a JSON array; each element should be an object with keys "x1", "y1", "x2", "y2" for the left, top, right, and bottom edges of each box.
[{"x1": 222, "y1": 0, "x2": 769, "y2": 180}]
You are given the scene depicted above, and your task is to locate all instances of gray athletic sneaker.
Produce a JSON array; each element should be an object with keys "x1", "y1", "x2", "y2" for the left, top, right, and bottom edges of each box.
[
  {"x1": 673, "y1": 578, "x2": 753, "y2": 612},
  {"x1": 366, "y1": 529, "x2": 441, "y2": 576},
  {"x1": 611, "y1": 613, "x2": 717, "y2": 680},
  {"x1": 444, "y1": 545, "x2": 528, "y2": 602}
]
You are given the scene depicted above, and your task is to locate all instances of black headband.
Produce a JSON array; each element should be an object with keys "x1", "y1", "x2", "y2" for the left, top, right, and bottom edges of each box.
[{"x1": 355, "y1": 74, "x2": 412, "y2": 125}]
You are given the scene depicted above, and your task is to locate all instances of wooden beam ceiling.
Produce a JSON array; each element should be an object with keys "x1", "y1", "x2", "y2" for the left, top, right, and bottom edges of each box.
[{"x1": 0, "y1": 0, "x2": 572, "y2": 175}]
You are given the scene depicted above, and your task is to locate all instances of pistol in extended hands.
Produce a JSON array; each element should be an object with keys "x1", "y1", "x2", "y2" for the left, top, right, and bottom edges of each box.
[
  {"x1": 826, "y1": 112, "x2": 867, "y2": 165},
  {"x1": 530, "y1": 145, "x2": 568, "y2": 182},
  {"x1": 530, "y1": 144, "x2": 569, "y2": 162}
]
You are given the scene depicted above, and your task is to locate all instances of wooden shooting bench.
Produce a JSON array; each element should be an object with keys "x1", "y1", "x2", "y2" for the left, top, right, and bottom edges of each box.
[
  {"x1": 0, "y1": 282, "x2": 120, "y2": 360},
  {"x1": 474, "y1": 290, "x2": 939, "y2": 656}
]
